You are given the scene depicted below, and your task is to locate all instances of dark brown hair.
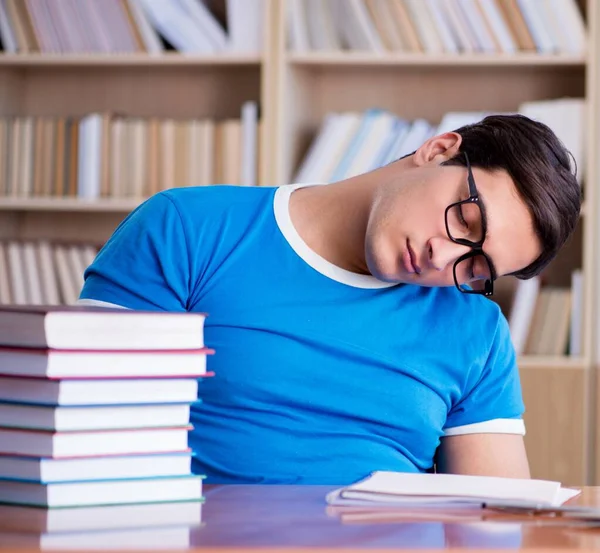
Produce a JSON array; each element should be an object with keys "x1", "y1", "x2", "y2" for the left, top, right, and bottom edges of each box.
[{"x1": 442, "y1": 114, "x2": 581, "y2": 279}]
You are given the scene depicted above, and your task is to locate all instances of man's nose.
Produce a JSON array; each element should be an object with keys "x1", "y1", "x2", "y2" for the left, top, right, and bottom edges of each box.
[{"x1": 428, "y1": 237, "x2": 472, "y2": 272}]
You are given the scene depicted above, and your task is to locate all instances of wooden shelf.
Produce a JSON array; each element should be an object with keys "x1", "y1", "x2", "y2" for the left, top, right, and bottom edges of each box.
[
  {"x1": 0, "y1": 197, "x2": 144, "y2": 212},
  {"x1": 287, "y1": 52, "x2": 587, "y2": 67},
  {"x1": 517, "y1": 356, "x2": 588, "y2": 370},
  {"x1": 0, "y1": 53, "x2": 263, "y2": 67}
]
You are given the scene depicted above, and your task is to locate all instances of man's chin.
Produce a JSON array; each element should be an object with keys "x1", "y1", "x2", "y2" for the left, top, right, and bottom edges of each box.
[{"x1": 365, "y1": 257, "x2": 403, "y2": 284}]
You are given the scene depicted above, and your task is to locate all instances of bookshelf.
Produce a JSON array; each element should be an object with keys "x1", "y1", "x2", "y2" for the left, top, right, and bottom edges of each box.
[{"x1": 0, "y1": 0, "x2": 597, "y2": 484}]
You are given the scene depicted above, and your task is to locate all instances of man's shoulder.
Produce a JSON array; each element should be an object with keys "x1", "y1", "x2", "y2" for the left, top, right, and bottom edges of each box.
[
  {"x1": 414, "y1": 284, "x2": 503, "y2": 329},
  {"x1": 160, "y1": 185, "x2": 278, "y2": 212}
]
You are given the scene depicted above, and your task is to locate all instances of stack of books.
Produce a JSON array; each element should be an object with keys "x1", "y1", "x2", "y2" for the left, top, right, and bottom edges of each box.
[{"x1": 0, "y1": 306, "x2": 212, "y2": 548}]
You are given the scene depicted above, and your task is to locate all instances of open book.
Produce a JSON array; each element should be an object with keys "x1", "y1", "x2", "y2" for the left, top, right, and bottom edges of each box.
[{"x1": 326, "y1": 472, "x2": 581, "y2": 509}]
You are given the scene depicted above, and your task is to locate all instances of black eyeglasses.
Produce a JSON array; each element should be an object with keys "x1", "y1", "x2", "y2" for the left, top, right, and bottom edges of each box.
[{"x1": 444, "y1": 152, "x2": 496, "y2": 297}]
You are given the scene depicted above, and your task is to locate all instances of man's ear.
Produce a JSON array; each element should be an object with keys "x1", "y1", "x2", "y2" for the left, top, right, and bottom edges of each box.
[{"x1": 413, "y1": 132, "x2": 462, "y2": 167}]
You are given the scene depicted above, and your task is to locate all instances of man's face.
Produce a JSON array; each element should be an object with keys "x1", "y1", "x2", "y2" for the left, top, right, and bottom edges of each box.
[{"x1": 364, "y1": 160, "x2": 542, "y2": 287}]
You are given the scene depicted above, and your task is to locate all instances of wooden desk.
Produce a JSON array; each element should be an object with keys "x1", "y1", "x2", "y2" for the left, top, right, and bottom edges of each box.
[{"x1": 2, "y1": 485, "x2": 600, "y2": 551}]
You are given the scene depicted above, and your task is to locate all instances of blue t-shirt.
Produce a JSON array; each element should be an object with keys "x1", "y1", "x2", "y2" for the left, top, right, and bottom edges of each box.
[{"x1": 79, "y1": 184, "x2": 525, "y2": 485}]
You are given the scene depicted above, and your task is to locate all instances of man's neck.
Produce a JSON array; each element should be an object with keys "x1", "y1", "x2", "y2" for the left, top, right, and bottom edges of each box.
[{"x1": 288, "y1": 167, "x2": 390, "y2": 275}]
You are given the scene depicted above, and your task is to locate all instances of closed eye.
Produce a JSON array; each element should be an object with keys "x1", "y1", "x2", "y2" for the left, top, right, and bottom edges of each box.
[{"x1": 458, "y1": 205, "x2": 468, "y2": 229}]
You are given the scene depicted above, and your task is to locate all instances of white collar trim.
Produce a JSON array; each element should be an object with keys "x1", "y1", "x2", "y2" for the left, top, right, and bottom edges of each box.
[{"x1": 273, "y1": 184, "x2": 396, "y2": 289}]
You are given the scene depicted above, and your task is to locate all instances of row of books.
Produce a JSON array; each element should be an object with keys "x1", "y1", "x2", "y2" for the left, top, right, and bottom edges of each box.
[
  {"x1": 0, "y1": 306, "x2": 210, "y2": 546},
  {"x1": 507, "y1": 271, "x2": 583, "y2": 357},
  {"x1": 0, "y1": 0, "x2": 263, "y2": 55},
  {"x1": 0, "y1": 241, "x2": 98, "y2": 306},
  {"x1": 294, "y1": 98, "x2": 585, "y2": 187},
  {"x1": 0, "y1": 101, "x2": 259, "y2": 200},
  {"x1": 288, "y1": 0, "x2": 587, "y2": 55}
]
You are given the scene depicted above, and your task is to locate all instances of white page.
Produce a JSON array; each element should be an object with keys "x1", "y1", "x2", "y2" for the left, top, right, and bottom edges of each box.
[{"x1": 327, "y1": 471, "x2": 580, "y2": 508}]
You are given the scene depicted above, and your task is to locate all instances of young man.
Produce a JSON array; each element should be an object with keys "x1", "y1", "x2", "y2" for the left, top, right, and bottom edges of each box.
[{"x1": 79, "y1": 114, "x2": 581, "y2": 484}]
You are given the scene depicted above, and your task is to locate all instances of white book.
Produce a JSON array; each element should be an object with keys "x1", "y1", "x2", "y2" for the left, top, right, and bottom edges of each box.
[
  {"x1": 330, "y1": 110, "x2": 381, "y2": 181},
  {"x1": 0, "y1": 0, "x2": 17, "y2": 53},
  {"x1": 436, "y1": 111, "x2": 487, "y2": 134},
  {"x1": 0, "y1": 475, "x2": 203, "y2": 508},
  {"x1": 0, "y1": 426, "x2": 192, "y2": 458},
  {"x1": 424, "y1": 0, "x2": 459, "y2": 53},
  {"x1": 21, "y1": 242, "x2": 43, "y2": 305},
  {"x1": 570, "y1": 269, "x2": 583, "y2": 357},
  {"x1": 439, "y1": 0, "x2": 476, "y2": 53},
  {"x1": 455, "y1": 0, "x2": 496, "y2": 52},
  {"x1": 477, "y1": 0, "x2": 517, "y2": 53},
  {"x1": 6, "y1": 241, "x2": 28, "y2": 305},
  {"x1": 227, "y1": 0, "x2": 264, "y2": 53},
  {"x1": 110, "y1": 118, "x2": 124, "y2": 197},
  {"x1": 77, "y1": 243, "x2": 96, "y2": 275},
  {"x1": 240, "y1": 101, "x2": 258, "y2": 186},
  {"x1": 548, "y1": 0, "x2": 586, "y2": 55},
  {"x1": 519, "y1": 98, "x2": 585, "y2": 185},
  {"x1": 343, "y1": 111, "x2": 398, "y2": 178},
  {"x1": 287, "y1": 0, "x2": 310, "y2": 52},
  {"x1": 66, "y1": 244, "x2": 86, "y2": 297},
  {"x1": 326, "y1": 471, "x2": 580, "y2": 508},
  {"x1": 0, "y1": 305, "x2": 206, "y2": 350},
  {"x1": 176, "y1": 0, "x2": 227, "y2": 51},
  {"x1": 404, "y1": 0, "x2": 444, "y2": 54},
  {"x1": 0, "y1": 525, "x2": 196, "y2": 550},
  {"x1": 77, "y1": 113, "x2": 103, "y2": 200},
  {"x1": 0, "y1": 347, "x2": 209, "y2": 379},
  {"x1": 395, "y1": 119, "x2": 435, "y2": 158},
  {"x1": 0, "y1": 500, "x2": 202, "y2": 533},
  {"x1": 137, "y1": 0, "x2": 214, "y2": 53},
  {"x1": 293, "y1": 113, "x2": 340, "y2": 183},
  {"x1": 36, "y1": 241, "x2": 60, "y2": 306},
  {"x1": 20, "y1": 116, "x2": 33, "y2": 197},
  {"x1": 305, "y1": 0, "x2": 341, "y2": 51},
  {"x1": 126, "y1": 0, "x2": 164, "y2": 54},
  {"x1": 0, "y1": 242, "x2": 12, "y2": 304},
  {"x1": 198, "y1": 119, "x2": 215, "y2": 186},
  {"x1": 331, "y1": 0, "x2": 384, "y2": 52},
  {"x1": 316, "y1": 113, "x2": 364, "y2": 183},
  {"x1": 0, "y1": 376, "x2": 199, "y2": 406},
  {"x1": 378, "y1": 119, "x2": 411, "y2": 166},
  {"x1": 0, "y1": 402, "x2": 191, "y2": 432},
  {"x1": 508, "y1": 276, "x2": 541, "y2": 355},
  {"x1": 516, "y1": 0, "x2": 556, "y2": 53},
  {"x1": 53, "y1": 244, "x2": 79, "y2": 305}
]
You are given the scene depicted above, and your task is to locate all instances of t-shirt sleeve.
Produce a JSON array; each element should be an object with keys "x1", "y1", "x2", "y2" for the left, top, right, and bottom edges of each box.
[
  {"x1": 443, "y1": 313, "x2": 525, "y2": 437},
  {"x1": 79, "y1": 192, "x2": 191, "y2": 311}
]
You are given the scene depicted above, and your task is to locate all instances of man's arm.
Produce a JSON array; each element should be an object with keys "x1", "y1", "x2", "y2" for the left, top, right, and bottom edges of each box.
[{"x1": 436, "y1": 433, "x2": 531, "y2": 478}]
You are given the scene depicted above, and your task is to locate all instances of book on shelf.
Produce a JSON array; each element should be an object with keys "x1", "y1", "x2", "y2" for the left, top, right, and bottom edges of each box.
[
  {"x1": 0, "y1": 0, "x2": 264, "y2": 55},
  {"x1": 293, "y1": 100, "x2": 585, "y2": 190},
  {"x1": 287, "y1": 0, "x2": 587, "y2": 55},
  {"x1": 0, "y1": 241, "x2": 96, "y2": 306},
  {"x1": 0, "y1": 102, "x2": 260, "y2": 200}
]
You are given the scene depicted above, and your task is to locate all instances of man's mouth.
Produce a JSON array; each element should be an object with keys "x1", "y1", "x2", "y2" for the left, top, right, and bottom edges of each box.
[{"x1": 407, "y1": 240, "x2": 421, "y2": 275}]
